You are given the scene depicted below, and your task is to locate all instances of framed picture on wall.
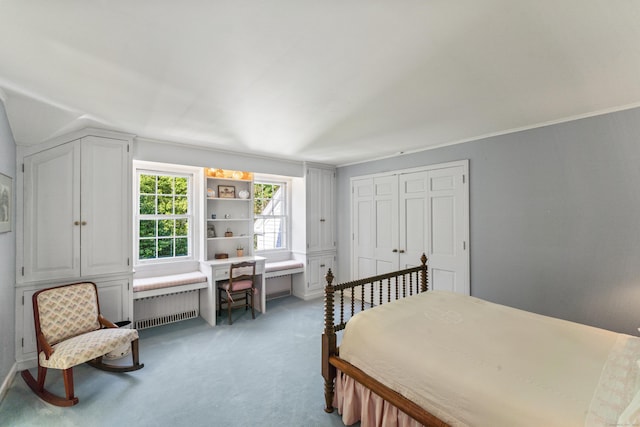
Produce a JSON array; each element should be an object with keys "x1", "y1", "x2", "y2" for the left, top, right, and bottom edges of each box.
[
  {"x1": 218, "y1": 185, "x2": 236, "y2": 199},
  {"x1": 0, "y1": 172, "x2": 11, "y2": 233}
]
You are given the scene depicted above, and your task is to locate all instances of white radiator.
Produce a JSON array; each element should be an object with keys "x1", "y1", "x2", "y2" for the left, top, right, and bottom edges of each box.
[{"x1": 133, "y1": 290, "x2": 199, "y2": 329}]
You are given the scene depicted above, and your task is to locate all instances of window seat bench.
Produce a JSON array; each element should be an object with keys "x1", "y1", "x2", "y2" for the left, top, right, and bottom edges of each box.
[
  {"x1": 264, "y1": 260, "x2": 304, "y2": 300},
  {"x1": 264, "y1": 260, "x2": 305, "y2": 279},
  {"x1": 133, "y1": 271, "x2": 208, "y2": 299},
  {"x1": 132, "y1": 271, "x2": 209, "y2": 329}
]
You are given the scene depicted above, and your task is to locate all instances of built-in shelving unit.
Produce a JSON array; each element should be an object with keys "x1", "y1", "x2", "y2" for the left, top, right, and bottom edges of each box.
[{"x1": 204, "y1": 168, "x2": 254, "y2": 261}]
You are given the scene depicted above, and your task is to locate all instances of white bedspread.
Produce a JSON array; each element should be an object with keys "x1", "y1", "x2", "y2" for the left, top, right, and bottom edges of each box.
[{"x1": 338, "y1": 291, "x2": 640, "y2": 427}]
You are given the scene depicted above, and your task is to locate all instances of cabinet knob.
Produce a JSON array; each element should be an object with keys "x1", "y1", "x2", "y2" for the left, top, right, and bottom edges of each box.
[
  {"x1": 81, "y1": 221, "x2": 87, "y2": 226},
  {"x1": 320, "y1": 218, "x2": 325, "y2": 222},
  {"x1": 399, "y1": 250, "x2": 405, "y2": 253},
  {"x1": 392, "y1": 249, "x2": 398, "y2": 253},
  {"x1": 74, "y1": 221, "x2": 80, "y2": 226},
  {"x1": 320, "y1": 264, "x2": 325, "y2": 267}
]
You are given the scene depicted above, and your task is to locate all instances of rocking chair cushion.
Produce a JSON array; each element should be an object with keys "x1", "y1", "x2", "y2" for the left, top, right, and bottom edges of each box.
[
  {"x1": 37, "y1": 282, "x2": 101, "y2": 345},
  {"x1": 39, "y1": 328, "x2": 139, "y2": 370},
  {"x1": 219, "y1": 279, "x2": 253, "y2": 291}
]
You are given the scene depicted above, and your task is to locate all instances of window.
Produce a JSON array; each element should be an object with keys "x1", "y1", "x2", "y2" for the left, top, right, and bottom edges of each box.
[
  {"x1": 136, "y1": 171, "x2": 193, "y2": 262},
  {"x1": 254, "y1": 180, "x2": 288, "y2": 251}
]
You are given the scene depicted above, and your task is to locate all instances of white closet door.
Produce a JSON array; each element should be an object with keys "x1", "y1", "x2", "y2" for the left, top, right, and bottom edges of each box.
[
  {"x1": 399, "y1": 171, "x2": 429, "y2": 270},
  {"x1": 350, "y1": 160, "x2": 469, "y2": 297},
  {"x1": 373, "y1": 175, "x2": 398, "y2": 275},
  {"x1": 427, "y1": 165, "x2": 469, "y2": 294},
  {"x1": 352, "y1": 177, "x2": 375, "y2": 279}
]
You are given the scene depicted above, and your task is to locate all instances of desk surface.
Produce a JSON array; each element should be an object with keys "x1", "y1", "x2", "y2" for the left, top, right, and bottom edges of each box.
[{"x1": 201, "y1": 255, "x2": 266, "y2": 269}]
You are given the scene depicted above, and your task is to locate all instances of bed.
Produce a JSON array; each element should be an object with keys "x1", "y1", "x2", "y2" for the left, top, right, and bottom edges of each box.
[{"x1": 321, "y1": 255, "x2": 640, "y2": 426}]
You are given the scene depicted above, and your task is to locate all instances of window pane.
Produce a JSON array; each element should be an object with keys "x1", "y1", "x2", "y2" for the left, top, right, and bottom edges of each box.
[
  {"x1": 157, "y1": 176, "x2": 173, "y2": 194},
  {"x1": 175, "y1": 177, "x2": 187, "y2": 195},
  {"x1": 175, "y1": 238, "x2": 188, "y2": 256},
  {"x1": 158, "y1": 239, "x2": 174, "y2": 257},
  {"x1": 137, "y1": 171, "x2": 192, "y2": 263},
  {"x1": 175, "y1": 196, "x2": 188, "y2": 214},
  {"x1": 157, "y1": 196, "x2": 173, "y2": 214},
  {"x1": 254, "y1": 199, "x2": 264, "y2": 215},
  {"x1": 158, "y1": 219, "x2": 174, "y2": 237},
  {"x1": 140, "y1": 195, "x2": 156, "y2": 215},
  {"x1": 253, "y1": 180, "x2": 287, "y2": 251},
  {"x1": 139, "y1": 239, "x2": 156, "y2": 259},
  {"x1": 140, "y1": 175, "x2": 156, "y2": 194},
  {"x1": 175, "y1": 219, "x2": 188, "y2": 236},
  {"x1": 140, "y1": 220, "x2": 156, "y2": 237}
]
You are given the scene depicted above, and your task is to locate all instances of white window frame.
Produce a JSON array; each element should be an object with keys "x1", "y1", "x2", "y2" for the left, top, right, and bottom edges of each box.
[
  {"x1": 253, "y1": 175, "x2": 292, "y2": 254},
  {"x1": 134, "y1": 161, "x2": 200, "y2": 266}
]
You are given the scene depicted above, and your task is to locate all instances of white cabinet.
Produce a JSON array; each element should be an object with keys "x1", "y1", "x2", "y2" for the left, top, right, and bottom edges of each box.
[
  {"x1": 292, "y1": 165, "x2": 336, "y2": 300},
  {"x1": 203, "y1": 170, "x2": 254, "y2": 261},
  {"x1": 16, "y1": 128, "x2": 134, "y2": 367},
  {"x1": 306, "y1": 167, "x2": 335, "y2": 252},
  {"x1": 21, "y1": 134, "x2": 132, "y2": 282}
]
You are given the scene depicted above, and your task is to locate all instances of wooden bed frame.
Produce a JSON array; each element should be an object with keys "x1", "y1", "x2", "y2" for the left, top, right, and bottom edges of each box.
[{"x1": 321, "y1": 254, "x2": 449, "y2": 427}]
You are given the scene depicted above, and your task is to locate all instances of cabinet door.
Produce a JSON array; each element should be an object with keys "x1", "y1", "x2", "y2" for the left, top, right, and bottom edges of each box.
[
  {"x1": 307, "y1": 167, "x2": 336, "y2": 252},
  {"x1": 306, "y1": 168, "x2": 323, "y2": 252},
  {"x1": 81, "y1": 136, "x2": 131, "y2": 276},
  {"x1": 19, "y1": 288, "x2": 38, "y2": 357},
  {"x1": 97, "y1": 278, "x2": 129, "y2": 323},
  {"x1": 23, "y1": 142, "x2": 81, "y2": 281},
  {"x1": 318, "y1": 169, "x2": 336, "y2": 251},
  {"x1": 307, "y1": 254, "x2": 335, "y2": 292}
]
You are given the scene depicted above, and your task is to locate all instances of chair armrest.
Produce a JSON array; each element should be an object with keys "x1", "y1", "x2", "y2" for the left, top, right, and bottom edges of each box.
[
  {"x1": 98, "y1": 314, "x2": 118, "y2": 329},
  {"x1": 37, "y1": 331, "x2": 54, "y2": 359}
]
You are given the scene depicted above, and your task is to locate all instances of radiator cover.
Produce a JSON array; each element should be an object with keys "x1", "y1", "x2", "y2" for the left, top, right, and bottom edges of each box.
[{"x1": 133, "y1": 290, "x2": 199, "y2": 329}]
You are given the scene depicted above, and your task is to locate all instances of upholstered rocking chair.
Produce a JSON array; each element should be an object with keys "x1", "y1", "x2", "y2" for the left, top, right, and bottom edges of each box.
[
  {"x1": 21, "y1": 282, "x2": 144, "y2": 406},
  {"x1": 217, "y1": 261, "x2": 257, "y2": 325}
]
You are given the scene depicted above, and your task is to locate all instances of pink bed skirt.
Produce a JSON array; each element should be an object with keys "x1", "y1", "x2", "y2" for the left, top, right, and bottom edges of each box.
[{"x1": 333, "y1": 369, "x2": 424, "y2": 427}]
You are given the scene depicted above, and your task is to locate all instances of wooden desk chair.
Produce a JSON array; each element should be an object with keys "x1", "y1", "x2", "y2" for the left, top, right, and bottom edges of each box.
[
  {"x1": 21, "y1": 282, "x2": 144, "y2": 406},
  {"x1": 217, "y1": 261, "x2": 257, "y2": 325}
]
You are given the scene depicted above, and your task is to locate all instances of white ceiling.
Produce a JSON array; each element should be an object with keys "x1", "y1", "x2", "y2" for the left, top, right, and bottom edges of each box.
[{"x1": 1, "y1": 1, "x2": 639, "y2": 166}]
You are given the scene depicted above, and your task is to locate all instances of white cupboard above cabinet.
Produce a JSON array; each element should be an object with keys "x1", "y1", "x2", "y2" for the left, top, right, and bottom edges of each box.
[
  {"x1": 15, "y1": 128, "x2": 134, "y2": 367},
  {"x1": 306, "y1": 167, "x2": 335, "y2": 253},
  {"x1": 18, "y1": 130, "x2": 133, "y2": 284}
]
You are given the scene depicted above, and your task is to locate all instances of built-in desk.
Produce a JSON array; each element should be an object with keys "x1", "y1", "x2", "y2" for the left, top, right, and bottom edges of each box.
[{"x1": 199, "y1": 256, "x2": 266, "y2": 326}]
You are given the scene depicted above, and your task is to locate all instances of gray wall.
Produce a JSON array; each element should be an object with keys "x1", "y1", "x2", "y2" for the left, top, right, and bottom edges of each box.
[
  {"x1": 337, "y1": 107, "x2": 640, "y2": 335},
  {"x1": 0, "y1": 100, "x2": 16, "y2": 389}
]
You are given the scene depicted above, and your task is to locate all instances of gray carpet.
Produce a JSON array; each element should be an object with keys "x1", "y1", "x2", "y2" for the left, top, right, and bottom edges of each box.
[{"x1": 0, "y1": 296, "x2": 353, "y2": 427}]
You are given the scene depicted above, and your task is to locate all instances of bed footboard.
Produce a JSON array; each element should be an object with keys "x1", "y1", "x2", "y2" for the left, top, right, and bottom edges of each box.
[{"x1": 322, "y1": 254, "x2": 428, "y2": 414}]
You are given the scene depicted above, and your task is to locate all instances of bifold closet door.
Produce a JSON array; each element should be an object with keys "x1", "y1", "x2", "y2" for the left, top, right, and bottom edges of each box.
[
  {"x1": 426, "y1": 165, "x2": 469, "y2": 295},
  {"x1": 351, "y1": 160, "x2": 469, "y2": 297}
]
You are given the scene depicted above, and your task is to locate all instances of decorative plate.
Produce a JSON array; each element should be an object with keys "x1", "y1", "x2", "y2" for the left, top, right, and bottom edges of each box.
[{"x1": 238, "y1": 190, "x2": 250, "y2": 199}]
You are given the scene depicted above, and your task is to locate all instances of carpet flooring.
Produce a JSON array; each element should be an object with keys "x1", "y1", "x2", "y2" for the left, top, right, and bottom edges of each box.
[{"x1": 0, "y1": 296, "x2": 353, "y2": 427}]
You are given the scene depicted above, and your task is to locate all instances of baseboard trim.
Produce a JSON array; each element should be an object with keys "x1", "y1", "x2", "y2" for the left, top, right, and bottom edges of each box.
[{"x1": 0, "y1": 362, "x2": 17, "y2": 403}]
